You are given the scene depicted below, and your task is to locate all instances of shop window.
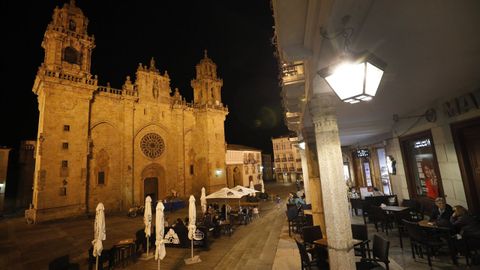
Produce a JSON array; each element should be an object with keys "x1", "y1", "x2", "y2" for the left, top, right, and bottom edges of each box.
[{"x1": 400, "y1": 131, "x2": 443, "y2": 200}]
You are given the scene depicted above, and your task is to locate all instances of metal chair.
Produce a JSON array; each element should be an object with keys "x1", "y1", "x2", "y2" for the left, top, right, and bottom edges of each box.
[
  {"x1": 352, "y1": 224, "x2": 371, "y2": 258},
  {"x1": 356, "y1": 234, "x2": 390, "y2": 270},
  {"x1": 294, "y1": 238, "x2": 321, "y2": 270},
  {"x1": 403, "y1": 219, "x2": 445, "y2": 268}
]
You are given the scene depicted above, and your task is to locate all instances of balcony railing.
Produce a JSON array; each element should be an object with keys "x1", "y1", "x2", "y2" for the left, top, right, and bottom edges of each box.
[
  {"x1": 288, "y1": 167, "x2": 295, "y2": 171},
  {"x1": 282, "y1": 62, "x2": 305, "y2": 86}
]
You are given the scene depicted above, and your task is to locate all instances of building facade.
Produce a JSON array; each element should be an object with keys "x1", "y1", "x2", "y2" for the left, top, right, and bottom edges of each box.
[
  {"x1": 0, "y1": 147, "x2": 12, "y2": 215},
  {"x1": 261, "y1": 153, "x2": 274, "y2": 181},
  {"x1": 225, "y1": 145, "x2": 263, "y2": 188},
  {"x1": 31, "y1": 2, "x2": 228, "y2": 222},
  {"x1": 271, "y1": 136, "x2": 302, "y2": 183},
  {"x1": 17, "y1": 140, "x2": 36, "y2": 209}
]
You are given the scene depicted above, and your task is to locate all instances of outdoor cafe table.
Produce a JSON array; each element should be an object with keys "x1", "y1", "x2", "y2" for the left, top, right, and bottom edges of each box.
[
  {"x1": 314, "y1": 238, "x2": 363, "y2": 248},
  {"x1": 418, "y1": 219, "x2": 437, "y2": 228},
  {"x1": 303, "y1": 209, "x2": 313, "y2": 215},
  {"x1": 380, "y1": 206, "x2": 409, "y2": 212}
]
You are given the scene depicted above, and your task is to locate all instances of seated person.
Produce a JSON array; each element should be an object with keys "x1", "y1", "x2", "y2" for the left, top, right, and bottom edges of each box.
[
  {"x1": 429, "y1": 197, "x2": 453, "y2": 226},
  {"x1": 172, "y1": 218, "x2": 189, "y2": 247},
  {"x1": 287, "y1": 193, "x2": 296, "y2": 204},
  {"x1": 372, "y1": 187, "x2": 384, "y2": 196},
  {"x1": 448, "y1": 205, "x2": 480, "y2": 264},
  {"x1": 450, "y1": 205, "x2": 480, "y2": 237},
  {"x1": 294, "y1": 195, "x2": 306, "y2": 207},
  {"x1": 211, "y1": 214, "x2": 222, "y2": 237}
]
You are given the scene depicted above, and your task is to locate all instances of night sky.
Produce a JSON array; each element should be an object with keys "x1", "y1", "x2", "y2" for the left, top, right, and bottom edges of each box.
[{"x1": 1, "y1": 0, "x2": 288, "y2": 154}]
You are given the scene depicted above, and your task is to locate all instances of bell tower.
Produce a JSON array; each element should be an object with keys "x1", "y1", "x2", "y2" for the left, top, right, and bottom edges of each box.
[
  {"x1": 31, "y1": 1, "x2": 97, "y2": 223},
  {"x1": 41, "y1": 0, "x2": 95, "y2": 77},
  {"x1": 190, "y1": 51, "x2": 228, "y2": 194},
  {"x1": 191, "y1": 50, "x2": 223, "y2": 106}
]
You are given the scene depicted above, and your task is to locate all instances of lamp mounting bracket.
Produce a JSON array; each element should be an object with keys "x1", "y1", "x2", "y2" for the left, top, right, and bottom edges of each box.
[{"x1": 393, "y1": 108, "x2": 437, "y2": 123}]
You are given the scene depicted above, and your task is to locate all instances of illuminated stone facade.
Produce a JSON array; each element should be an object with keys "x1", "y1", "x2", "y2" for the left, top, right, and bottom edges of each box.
[
  {"x1": 271, "y1": 136, "x2": 302, "y2": 183},
  {"x1": 225, "y1": 145, "x2": 263, "y2": 188},
  {"x1": 31, "y1": 1, "x2": 228, "y2": 222}
]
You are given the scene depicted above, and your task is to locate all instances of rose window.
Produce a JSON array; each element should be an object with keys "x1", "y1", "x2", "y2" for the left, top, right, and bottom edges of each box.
[{"x1": 140, "y1": 133, "x2": 165, "y2": 159}]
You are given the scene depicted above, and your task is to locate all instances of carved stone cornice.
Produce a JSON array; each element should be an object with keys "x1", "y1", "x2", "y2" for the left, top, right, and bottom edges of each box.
[{"x1": 309, "y1": 93, "x2": 340, "y2": 132}]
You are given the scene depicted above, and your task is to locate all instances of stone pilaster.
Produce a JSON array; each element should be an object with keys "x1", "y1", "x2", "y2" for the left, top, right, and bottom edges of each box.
[
  {"x1": 310, "y1": 93, "x2": 355, "y2": 269},
  {"x1": 303, "y1": 141, "x2": 326, "y2": 234},
  {"x1": 298, "y1": 148, "x2": 310, "y2": 204}
]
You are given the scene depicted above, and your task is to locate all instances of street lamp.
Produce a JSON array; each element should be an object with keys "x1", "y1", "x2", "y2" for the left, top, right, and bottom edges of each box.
[{"x1": 318, "y1": 51, "x2": 386, "y2": 104}]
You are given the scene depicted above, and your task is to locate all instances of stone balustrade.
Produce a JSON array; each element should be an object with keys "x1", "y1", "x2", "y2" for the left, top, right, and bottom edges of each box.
[
  {"x1": 48, "y1": 24, "x2": 94, "y2": 42},
  {"x1": 40, "y1": 68, "x2": 97, "y2": 85}
]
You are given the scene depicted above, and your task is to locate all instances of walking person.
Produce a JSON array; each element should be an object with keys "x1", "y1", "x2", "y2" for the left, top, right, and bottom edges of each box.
[{"x1": 275, "y1": 194, "x2": 281, "y2": 210}]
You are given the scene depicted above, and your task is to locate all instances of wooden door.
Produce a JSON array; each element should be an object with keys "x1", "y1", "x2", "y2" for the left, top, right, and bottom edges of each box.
[{"x1": 452, "y1": 117, "x2": 480, "y2": 215}]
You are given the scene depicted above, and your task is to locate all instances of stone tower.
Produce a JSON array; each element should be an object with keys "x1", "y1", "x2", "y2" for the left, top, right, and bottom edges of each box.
[
  {"x1": 31, "y1": 0, "x2": 97, "y2": 222},
  {"x1": 191, "y1": 51, "x2": 228, "y2": 193}
]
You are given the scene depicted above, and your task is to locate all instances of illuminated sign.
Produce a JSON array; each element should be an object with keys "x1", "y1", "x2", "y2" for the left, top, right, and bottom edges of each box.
[
  {"x1": 414, "y1": 139, "x2": 431, "y2": 148},
  {"x1": 356, "y1": 149, "x2": 370, "y2": 158}
]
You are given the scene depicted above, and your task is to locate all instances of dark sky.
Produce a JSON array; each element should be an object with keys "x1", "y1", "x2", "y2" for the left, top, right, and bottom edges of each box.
[{"x1": 1, "y1": 0, "x2": 288, "y2": 154}]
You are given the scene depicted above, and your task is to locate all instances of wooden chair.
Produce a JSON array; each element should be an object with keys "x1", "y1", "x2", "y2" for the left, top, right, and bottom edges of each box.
[{"x1": 356, "y1": 234, "x2": 390, "y2": 270}]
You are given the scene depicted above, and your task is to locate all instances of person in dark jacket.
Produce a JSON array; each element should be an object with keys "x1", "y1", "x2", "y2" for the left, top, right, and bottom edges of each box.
[
  {"x1": 450, "y1": 205, "x2": 480, "y2": 237},
  {"x1": 448, "y1": 205, "x2": 480, "y2": 265},
  {"x1": 429, "y1": 197, "x2": 453, "y2": 226}
]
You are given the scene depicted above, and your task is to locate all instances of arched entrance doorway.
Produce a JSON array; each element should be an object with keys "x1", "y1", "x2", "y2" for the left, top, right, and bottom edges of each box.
[
  {"x1": 141, "y1": 163, "x2": 165, "y2": 203},
  {"x1": 144, "y1": 177, "x2": 158, "y2": 203}
]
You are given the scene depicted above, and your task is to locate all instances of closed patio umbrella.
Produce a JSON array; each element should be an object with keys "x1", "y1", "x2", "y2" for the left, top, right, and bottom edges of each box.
[
  {"x1": 249, "y1": 180, "x2": 256, "y2": 196},
  {"x1": 144, "y1": 196, "x2": 152, "y2": 257},
  {"x1": 185, "y1": 195, "x2": 201, "y2": 264},
  {"x1": 200, "y1": 187, "x2": 207, "y2": 214},
  {"x1": 92, "y1": 203, "x2": 105, "y2": 270},
  {"x1": 260, "y1": 179, "x2": 265, "y2": 193},
  {"x1": 155, "y1": 202, "x2": 166, "y2": 270}
]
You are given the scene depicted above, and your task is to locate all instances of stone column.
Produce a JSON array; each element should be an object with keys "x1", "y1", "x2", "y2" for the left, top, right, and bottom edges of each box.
[{"x1": 310, "y1": 93, "x2": 355, "y2": 269}]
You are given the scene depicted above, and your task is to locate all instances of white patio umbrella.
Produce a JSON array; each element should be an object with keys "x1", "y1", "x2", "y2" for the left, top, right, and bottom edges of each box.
[
  {"x1": 200, "y1": 187, "x2": 207, "y2": 215},
  {"x1": 185, "y1": 195, "x2": 201, "y2": 264},
  {"x1": 231, "y1": 185, "x2": 259, "y2": 197},
  {"x1": 205, "y1": 187, "x2": 243, "y2": 218},
  {"x1": 260, "y1": 179, "x2": 265, "y2": 193},
  {"x1": 92, "y1": 203, "x2": 106, "y2": 270},
  {"x1": 155, "y1": 202, "x2": 166, "y2": 270},
  {"x1": 144, "y1": 196, "x2": 152, "y2": 257},
  {"x1": 249, "y1": 180, "x2": 256, "y2": 196}
]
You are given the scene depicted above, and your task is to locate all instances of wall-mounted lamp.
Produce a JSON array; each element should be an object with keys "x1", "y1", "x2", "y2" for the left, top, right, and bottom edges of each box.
[
  {"x1": 317, "y1": 16, "x2": 386, "y2": 104},
  {"x1": 215, "y1": 169, "x2": 222, "y2": 177}
]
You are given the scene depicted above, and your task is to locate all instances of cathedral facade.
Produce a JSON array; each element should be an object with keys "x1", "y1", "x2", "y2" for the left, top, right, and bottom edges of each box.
[{"x1": 31, "y1": 1, "x2": 228, "y2": 222}]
